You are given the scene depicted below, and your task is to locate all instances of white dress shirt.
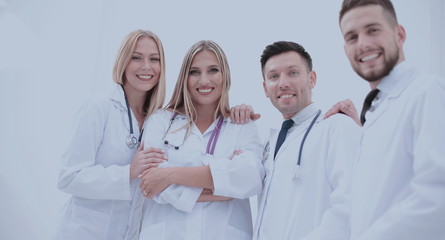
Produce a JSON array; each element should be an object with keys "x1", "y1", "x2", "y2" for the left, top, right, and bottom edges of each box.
[
  {"x1": 56, "y1": 85, "x2": 141, "y2": 240},
  {"x1": 350, "y1": 62, "x2": 445, "y2": 240},
  {"x1": 254, "y1": 103, "x2": 361, "y2": 240},
  {"x1": 127, "y1": 109, "x2": 264, "y2": 240}
]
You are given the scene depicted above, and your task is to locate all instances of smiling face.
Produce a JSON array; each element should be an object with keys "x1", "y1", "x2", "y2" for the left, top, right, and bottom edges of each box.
[
  {"x1": 187, "y1": 50, "x2": 223, "y2": 112},
  {"x1": 263, "y1": 51, "x2": 316, "y2": 119},
  {"x1": 340, "y1": 4, "x2": 405, "y2": 86},
  {"x1": 123, "y1": 36, "x2": 161, "y2": 95}
]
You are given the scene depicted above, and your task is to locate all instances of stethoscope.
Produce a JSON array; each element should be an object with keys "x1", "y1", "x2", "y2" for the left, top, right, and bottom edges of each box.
[
  {"x1": 264, "y1": 109, "x2": 321, "y2": 179},
  {"x1": 163, "y1": 113, "x2": 224, "y2": 155},
  {"x1": 122, "y1": 86, "x2": 143, "y2": 149},
  {"x1": 292, "y1": 109, "x2": 321, "y2": 179}
]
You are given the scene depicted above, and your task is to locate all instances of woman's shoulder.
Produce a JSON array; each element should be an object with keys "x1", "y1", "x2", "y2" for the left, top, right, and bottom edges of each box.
[{"x1": 225, "y1": 117, "x2": 259, "y2": 133}]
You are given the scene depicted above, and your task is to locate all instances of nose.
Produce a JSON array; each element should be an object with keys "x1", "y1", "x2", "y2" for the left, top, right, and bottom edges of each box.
[
  {"x1": 141, "y1": 58, "x2": 153, "y2": 70},
  {"x1": 277, "y1": 75, "x2": 290, "y2": 89},
  {"x1": 357, "y1": 33, "x2": 372, "y2": 52},
  {"x1": 198, "y1": 72, "x2": 210, "y2": 85}
]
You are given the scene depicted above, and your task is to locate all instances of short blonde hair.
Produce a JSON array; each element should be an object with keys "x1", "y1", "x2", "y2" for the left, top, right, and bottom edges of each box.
[
  {"x1": 112, "y1": 30, "x2": 166, "y2": 116},
  {"x1": 166, "y1": 40, "x2": 231, "y2": 130}
]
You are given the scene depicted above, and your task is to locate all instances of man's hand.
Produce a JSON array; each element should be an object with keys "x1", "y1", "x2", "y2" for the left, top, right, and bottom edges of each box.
[
  {"x1": 324, "y1": 99, "x2": 361, "y2": 126},
  {"x1": 230, "y1": 104, "x2": 261, "y2": 124}
]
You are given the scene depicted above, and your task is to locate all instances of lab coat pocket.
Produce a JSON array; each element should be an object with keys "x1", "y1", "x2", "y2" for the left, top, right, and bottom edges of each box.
[
  {"x1": 140, "y1": 221, "x2": 165, "y2": 239},
  {"x1": 62, "y1": 203, "x2": 111, "y2": 239}
]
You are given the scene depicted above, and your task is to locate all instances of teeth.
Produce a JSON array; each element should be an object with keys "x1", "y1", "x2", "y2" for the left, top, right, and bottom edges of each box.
[
  {"x1": 280, "y1": 94, "x2": 293, "y2": 99},
  {"x1": 138, "y1": 75, "x2": 152, "y2": 79},
  {"x1": 361, "y1": 53, "x2": 379, "y2": 62},
  {"x1": 199, "y1": 89, "x2": 212, "y2": 93}
]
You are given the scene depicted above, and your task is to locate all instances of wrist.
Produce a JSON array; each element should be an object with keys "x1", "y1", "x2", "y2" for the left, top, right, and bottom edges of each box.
[{"x1": 168, "y1": 167, "x2": 178, "y2": 185}]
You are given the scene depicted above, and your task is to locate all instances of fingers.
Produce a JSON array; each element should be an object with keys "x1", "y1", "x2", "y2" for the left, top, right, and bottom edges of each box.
[
  {"x1": 230, "y1": 149, "x2": 243, "y2": 159},
  {"x1": 251, "y1": 113, "x2": 261, "y2": 121},
  {"x1": 138, "y1": 147, "x2": 167, "y2": 162},
  {"x1": 239, "y1": 106, "x2": 246, "y2": 124},
  {"x1": 324, "y1": 100, "x2": 347, "y2": 119},
  {"x1": 137, "y1": 141, "x2": 144, "y2": 151},
  {"x1": 323, "y1": 105, "x2": 339, "y2": 119},
  {"x1": 230, "y1": 105, "x2": 241, "y2": 124},
  {"x1": 324, "y1": 99, "x2": 361, "y2": 126},
  {"x1": 145, "y1": 152, "x2": 167, "y2": 161},
  {"x1": 230, "y1": 104, "x2": 256, "y2": 124},
  {"x1": 144, "y1": 147, "x2": 165, "y2": 154},
  {"x1": 201, "y1": 189, "x2": 213, "y2": 194},
  {"x1": 241, "y1": 104, "x2": 253, "y2": 123},
  {"x1": 233, "y1": 149, "x2": 243, "y2": 155}
]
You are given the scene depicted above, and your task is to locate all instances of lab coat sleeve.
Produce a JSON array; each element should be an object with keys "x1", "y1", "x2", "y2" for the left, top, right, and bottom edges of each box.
[
  {"x1": 58, "y1": 99, "x2": 133, "y2": 200},
  {"x1": 209, "y1": 121, "x2": 264, "y2": 199},
  {"x1": 142, "y1": 110, "x2": 203, "y2": 213},
  {"x1": 152, "y1": 184, "x2": 202, "y2": 213},
  {"x1": 302, "y1": 115, "x2": 360, "y2": 240},
  {"x1": 356, "y1": 76, "x2": 445, "y2": 240}
]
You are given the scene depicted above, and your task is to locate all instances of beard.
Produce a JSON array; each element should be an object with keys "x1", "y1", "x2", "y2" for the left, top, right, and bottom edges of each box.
[{"x1": 353, "y1": 47, "x2": 400, "y2": 83}]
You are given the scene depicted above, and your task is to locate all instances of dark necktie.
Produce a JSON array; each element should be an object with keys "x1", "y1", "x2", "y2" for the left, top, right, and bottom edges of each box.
[
  {"x1": 274, "y1": 119, "x2": 294, "y2": 158},
  {"x1": 360, "y1": 89, "x2": 380, "y2": 125}
]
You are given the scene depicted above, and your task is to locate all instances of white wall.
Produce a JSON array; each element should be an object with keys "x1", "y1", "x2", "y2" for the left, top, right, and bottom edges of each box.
[{"x1": 0, "y1": 0, "x2": 443, "y2": 239}]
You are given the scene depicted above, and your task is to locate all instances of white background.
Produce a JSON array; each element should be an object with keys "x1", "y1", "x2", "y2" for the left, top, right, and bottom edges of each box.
[{"x1": 0, "y1": 0, "x2": 444, "y2": 239}]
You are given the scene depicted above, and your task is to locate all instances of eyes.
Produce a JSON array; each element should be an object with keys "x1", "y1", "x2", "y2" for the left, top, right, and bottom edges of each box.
[
  {"x1": 189, "y1": 67, "x2": 220, "y2": 76},
  {"x1": 345, "y1": 27, "x2": 381, "y2": 44},
  {"x1": 267, "y1": 70, "x2": 299, "y2": 81},
  {"x1": 130, "y1": 55, "x2": 160, "y2": 62}
]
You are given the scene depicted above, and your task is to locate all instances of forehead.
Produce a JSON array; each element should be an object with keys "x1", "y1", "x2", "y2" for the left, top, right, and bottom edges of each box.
[
  {"x1": 340, "y1": 5, "x2": 387, "y2": 34},
  {"x1": 191, "y1": 50, "x2": 219, "y2": 66},
  {"x1": 264, "y1": 51, "x2": 305, "y2": 72},
  {"x1": 134, "y1": 37, "x2": 159, "y2": 53}
]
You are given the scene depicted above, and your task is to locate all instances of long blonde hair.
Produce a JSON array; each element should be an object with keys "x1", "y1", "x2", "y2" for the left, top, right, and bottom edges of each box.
[
  {"x1": 112, "y1": 30, "x2": 166, "y2": 116},
  {"x1": 165, "y1": 40, "x2": 231, "y2": 131}
]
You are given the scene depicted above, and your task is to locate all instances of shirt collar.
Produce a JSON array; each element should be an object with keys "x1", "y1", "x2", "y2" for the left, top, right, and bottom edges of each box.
[
  {"x1": 377, "y1": 61, "x2": 417, "y2": 98},
  {"x1": 288, "y1": 103, "x2": 319, "y2": 126}
]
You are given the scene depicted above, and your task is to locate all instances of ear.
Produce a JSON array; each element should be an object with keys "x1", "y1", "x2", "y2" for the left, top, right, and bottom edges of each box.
[
  {"x1": 263, "y1": 81, "x2": 270, "y2": 98},
  {"x1": 308, "y1": 71, "x2": 317, "y2": 89},
  {"x1": 396, "y1": 24, "x2": 406, "y2": 48}
]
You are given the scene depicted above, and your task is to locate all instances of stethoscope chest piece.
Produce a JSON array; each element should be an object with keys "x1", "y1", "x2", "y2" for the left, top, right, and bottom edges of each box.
[
  {"x1": 126, "y1": 134, "x2": 138, "y2": 149},
  {"x1": 292, "y1": 165, "x2": 301, "y2": 180}
]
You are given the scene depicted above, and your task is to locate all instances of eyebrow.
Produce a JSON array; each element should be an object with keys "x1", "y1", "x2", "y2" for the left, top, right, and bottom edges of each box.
[
  {"x1": 266, "y1": 65, "x2": 300, "y2": 74},
  {"x1": 364, "y1": 23, "x2": 382, "y2": 29},
  {"x1": 132, "y1": 51, "x2": 160, "y2": 56},
  {"x1": 190, "y1": 64, "x2": 220, "y2": 68}
]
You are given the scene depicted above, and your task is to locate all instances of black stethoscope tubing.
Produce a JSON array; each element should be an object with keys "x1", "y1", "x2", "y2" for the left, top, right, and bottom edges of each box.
[
  {"x1": 122, "y1": 86, "x2": 142, "y2": 149},
  {"x1": 297, "y1": 109, "x2": 321, "y2": 167}
]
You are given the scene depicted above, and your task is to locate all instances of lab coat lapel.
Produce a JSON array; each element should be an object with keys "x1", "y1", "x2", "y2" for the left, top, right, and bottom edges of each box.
[
  {"x1": 254, "y1": 128, "x2": 278, "y2": 238},
  {"x1": 109, "y1": 85, "x2": 127, "y2": 111},
  {"x1": 364, "y1": 67, "x2": 416, "y2": 129},
  {"x1": 363, "y1": 98, "x2": 390, "y2": 128}
]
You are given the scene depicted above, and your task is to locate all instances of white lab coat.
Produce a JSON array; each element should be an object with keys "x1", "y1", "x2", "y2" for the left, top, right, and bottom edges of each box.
[
  {"x1": 254, "y1": 104, "x2": 360, "y2": 240},
  {"x1": 56, "y1": 85, "x2": 142, "y2": 240},
  {"x1": 350, "y1": 62, "x2": 445, "y2": 240},
  {"x1": 126, "y1": 109, "x2": 264, "y2": 240}
]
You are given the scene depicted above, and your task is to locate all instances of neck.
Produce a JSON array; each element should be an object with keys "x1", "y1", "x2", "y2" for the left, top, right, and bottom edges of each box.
[
  {"x1": 195, "y1": 105, "x2": 218, "y2": 133},
  {"x1": 370, "y1": 54, "x2": 405, "y2": 90},
  {"x1": 123, "y1": 84, "x2": 147, "y2": 115},
  {"x1": 282, "y1": 101, "x2": 312, "y2": 119}
]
